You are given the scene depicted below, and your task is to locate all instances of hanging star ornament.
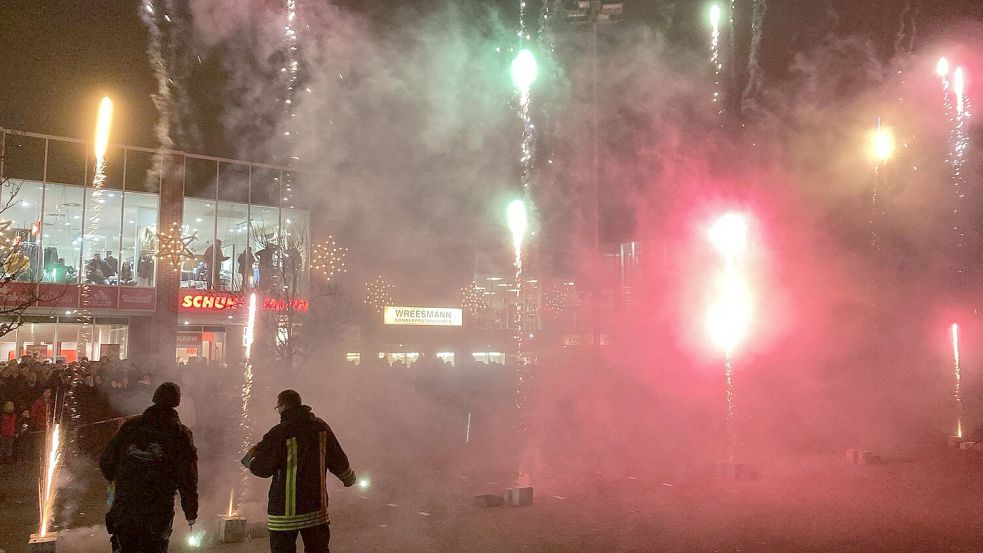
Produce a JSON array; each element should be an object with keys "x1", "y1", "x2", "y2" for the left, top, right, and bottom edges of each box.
[{"x1": 154, "y1": 222, "x2": 197, "y2": 269}]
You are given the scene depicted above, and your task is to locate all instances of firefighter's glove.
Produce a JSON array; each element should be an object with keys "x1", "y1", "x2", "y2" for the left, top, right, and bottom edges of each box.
[
  {"x1": 240, "y1": 446, "x2": 257, "y2": 468},
  {"x1": 342, "y1": 471, "x2": 357, "y2": 488}
]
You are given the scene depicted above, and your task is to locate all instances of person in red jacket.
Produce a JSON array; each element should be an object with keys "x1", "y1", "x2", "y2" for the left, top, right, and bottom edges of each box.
[
  {"x1": 1, "y1": 400, "x2": 18, "y2": 463},
  {"x1": 30, "y1": 388, "x2": 53, "y2": 431}
]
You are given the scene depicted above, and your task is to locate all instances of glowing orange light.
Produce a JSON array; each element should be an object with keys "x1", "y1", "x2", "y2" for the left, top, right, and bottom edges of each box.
[{"x1": 94, "y1": 97, "x2": 114, "y2": 161}]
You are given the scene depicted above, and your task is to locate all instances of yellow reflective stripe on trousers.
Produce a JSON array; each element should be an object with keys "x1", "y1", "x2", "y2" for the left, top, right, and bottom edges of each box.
[
  {"x1": 285, "y1": 437, "x2": 298, "y2": 517},
  {"x1": 268, "y1": 510, "x2": 329, "y2": 531}
]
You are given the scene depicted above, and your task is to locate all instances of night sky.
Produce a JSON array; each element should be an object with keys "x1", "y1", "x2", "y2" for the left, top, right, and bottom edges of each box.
[{"x1": 1, "y1": 1, "x2": 981, "y2": 158}]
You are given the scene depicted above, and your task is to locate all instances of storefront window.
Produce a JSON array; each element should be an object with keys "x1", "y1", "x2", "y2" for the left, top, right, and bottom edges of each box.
[
  {"x1": 2, "y1": 179, "x2": 44, "y2": 281},
  {"x1": 280, "y1": 206, "x2": 308, "y2": 294},
  {"x1": 218, "y1": 163, "x2": 251, "y2": 291},
  {"x1": 182, "y1": 197, "x2": 217, "y2": 289},
  {"x1": 217, "y1": 201, "x2": 250, "y2": 291},
  {"x1": 472, "y1": 352, "x2": 506, "y2": 365},
  {"x1": 41, "y1": 183, "x2": 85, "y2": 283},
  {"x1": 0, "y1": 318, "x2": 128, "y2": 362},
  {"x1": 81, "y1": 185, "x2": 123, "y2": 286},
  {"x1": 121, "y1": 190, "x2": 158, "y2": 286},
  {"x1": 251, "y1": 204, "x2": 280, "y2": 292}
]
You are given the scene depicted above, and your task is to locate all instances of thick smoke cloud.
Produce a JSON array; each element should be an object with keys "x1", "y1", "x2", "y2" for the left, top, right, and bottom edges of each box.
[{"x1": 105, "y1": 0, "x2": 983, "y2": 538}]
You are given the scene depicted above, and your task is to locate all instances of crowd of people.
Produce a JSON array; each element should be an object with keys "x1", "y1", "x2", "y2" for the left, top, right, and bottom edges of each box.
[{"x1": 0, "y1": 355, "x2": 164, "y2": 463}]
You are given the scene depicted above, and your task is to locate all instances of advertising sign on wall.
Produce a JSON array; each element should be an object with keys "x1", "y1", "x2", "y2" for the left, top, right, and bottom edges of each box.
[{"x1": 383, "y1": 306, "x2": 463, "y2": 327}]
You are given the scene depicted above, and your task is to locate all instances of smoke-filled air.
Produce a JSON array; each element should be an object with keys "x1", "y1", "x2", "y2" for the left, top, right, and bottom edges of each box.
[{"x1": 4, "y1": 1, "x2": 983, "y2": 552}]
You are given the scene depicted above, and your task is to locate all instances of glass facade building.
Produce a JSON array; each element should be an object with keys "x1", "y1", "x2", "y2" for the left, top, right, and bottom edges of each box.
[{"x1": 0, "y1": 128, "x2": 310, "y2": 363}]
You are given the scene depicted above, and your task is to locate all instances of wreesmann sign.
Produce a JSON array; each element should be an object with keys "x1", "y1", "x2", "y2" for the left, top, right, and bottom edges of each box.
[{"x1": 383, "y1": 306, "x2": 463, "y2": 327}]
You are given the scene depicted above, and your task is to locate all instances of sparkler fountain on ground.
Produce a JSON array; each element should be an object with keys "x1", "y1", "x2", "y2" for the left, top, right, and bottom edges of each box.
[
  {"x1": 706, "y1": 213, "x2": 752, "y2": 463},
  {"x1": 507, "y1": 198, "x2": 533, "y2": 492},
  {"x1": 30, "y1": 400, "x2": 63, "y2": 552},
  {"x1": 220, "y1": 292, "x2": 257, "y2": 543},
  {"x1": 952, "y1": 323, "x2": 963, "y2": 439}
]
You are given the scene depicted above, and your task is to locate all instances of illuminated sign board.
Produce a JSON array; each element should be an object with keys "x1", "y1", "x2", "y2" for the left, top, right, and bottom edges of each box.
[
  {"x1": 383, "y1": 306, "x2": 463, "y2": 327},
  {"x1": 179, "y1": 291, "x2": 309, "y2": 313}
]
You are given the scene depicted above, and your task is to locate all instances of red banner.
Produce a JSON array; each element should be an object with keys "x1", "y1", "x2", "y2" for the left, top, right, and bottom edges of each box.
[
  {"x1": 119, "y1": 286, "x2": 156, "y2": 310},
  {"x1": 0, "y1": 282, "x2": 37, "y2": 307},
  {"x1": 37, "y1": 284, "x2": 79, "y2": 308},
  {"x1": 263, "y1": 298, "x2": 310, "y2": 312},
  {"x1": 80, "y1": 285, "x2": 119, "y2": 309}
]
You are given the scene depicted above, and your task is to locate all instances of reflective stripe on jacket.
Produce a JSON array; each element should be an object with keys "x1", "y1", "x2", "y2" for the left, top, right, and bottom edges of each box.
[{"x1": 246, "y1": 405, "x2": 355, "y2": 531}]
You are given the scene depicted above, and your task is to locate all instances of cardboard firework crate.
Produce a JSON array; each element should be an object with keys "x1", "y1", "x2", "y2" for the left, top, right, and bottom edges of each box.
[
  {"x1": 948, "y1": 435, "x2": 966, "y2": 448},
  {"x1": 715, "y1": 461, "x2": 747, "y2": 479},
  {"x1": 844, "y1": 449, "x2": 860, "y2": 464},
  {"x1": 504, "y1": 487, "x2": 534, "y2": 506},
  {"x1": 859, "y1": 451, "x2": 881, "y2": 465},
  {"x1": 29, "y1": 533, "x2": 57, "y2": 553},
  {"x1": 217, "y1": 515, "x2": 248, "y2": 543},
  {"x1": 473, "y1": 494, "x2": 505, "y2": 507}
]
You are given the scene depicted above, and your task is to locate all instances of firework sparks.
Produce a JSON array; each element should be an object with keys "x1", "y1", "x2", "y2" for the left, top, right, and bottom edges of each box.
[
  {"x1": 952, "y1": 323, "x2": 962, "y2": 438},
  {"x1": 944, "y1": 65, "x2": 972, "y2": 272},
  {"x1": 706, "y1": 213, "x2": 752, "y2": 461},
  {"x1": 507, "y1": 199, "x2": 528, "y2": 272},
  {"x1": 38, "y1": 423, "x2": 63, "y2": 537},
  {"x1": 709, "y1": 4, "x2": 723, "y2": 112},
  {"x1": 870, "y1": 123, "x2": 895, "y2": 163},
  {"x1": 227, "y1": 487, "x2": 236, "y2": 517},
  {"x1": 867, "y1": 120, "x2": 894, "y2": 249},
  {"x1": 237, "y1": 293, "x2": 257, "y2": 510}
]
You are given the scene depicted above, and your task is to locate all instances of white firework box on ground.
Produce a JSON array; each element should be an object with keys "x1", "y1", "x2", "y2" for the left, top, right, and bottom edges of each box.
[
  {"x1": 217, "y1": 515, "x2": 247, "y2": 543},
  {"x1": 844, "y1": 449, "x2": 860, "y2": 464},
  {"x1": 28, "y1": 533, "x2": 57, "y2": 553},
  {"x1": 504, "y1": 487, "x2": 534, "y2": 506},
  {"x1": 948, "y1": 435, "x2": 966, "y2": 448}
]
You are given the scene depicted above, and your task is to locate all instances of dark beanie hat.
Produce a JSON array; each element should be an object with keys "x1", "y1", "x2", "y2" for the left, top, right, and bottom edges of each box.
[{"x1": 152, "y1": 382, "x2": 181, "y2": 408}]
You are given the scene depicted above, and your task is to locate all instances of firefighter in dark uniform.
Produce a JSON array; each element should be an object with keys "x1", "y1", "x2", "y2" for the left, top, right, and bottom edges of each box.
[
  {"x1": 100, "y1": 382, "x2": 198, "y2": 553},
  {"x1": 242, "y1": 389, "x2": 356, "y2": 553}
]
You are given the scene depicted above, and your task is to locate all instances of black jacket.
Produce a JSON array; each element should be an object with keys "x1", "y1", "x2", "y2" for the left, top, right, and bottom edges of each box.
[
  {"x1": 245, "y1": 405, "x2": 355, "y2": 531},
  {"x1": 99, "y1": 404, "x2": 198, "y2": 533}
]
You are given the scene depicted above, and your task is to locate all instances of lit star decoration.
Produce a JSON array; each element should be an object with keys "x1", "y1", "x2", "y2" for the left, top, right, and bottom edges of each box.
[
  {"x1": 460, "y1": 282, "x2": 487, "y2": 315},
  {"x1": 154, "y1": 221, "x2": 197, "y2": 269},
  {"x1": 310, "y1": 236, "x2": 348, "y2": 282},
  {"x1": 364, "y1": 275, "x2": 394, "y2": 313},
  {"x1": 542, "y1": 284, "x2": 571, "y2": 316}
]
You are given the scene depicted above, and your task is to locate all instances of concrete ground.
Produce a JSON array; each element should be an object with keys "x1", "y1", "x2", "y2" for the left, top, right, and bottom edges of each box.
[{"x1": 4, "y1": 445, "x2": 983, "y2": 552}]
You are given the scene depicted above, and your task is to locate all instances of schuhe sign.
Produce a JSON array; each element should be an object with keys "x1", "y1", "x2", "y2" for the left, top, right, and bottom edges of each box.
[{"x1": 179, "y1": 291, "x2": 309, "y2": 313}]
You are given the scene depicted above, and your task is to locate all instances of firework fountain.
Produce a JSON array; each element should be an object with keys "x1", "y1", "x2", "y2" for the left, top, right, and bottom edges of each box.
[
  {"x1": 217, "y1": 292, "x2": 257, "y2": 544},
  {"x1": 938, "y1": 60, "x2": 972, "y2": 445},
  {"x1": 508, "y1": 2, "x2": 539, "y2": 490},
  {"x1": 706, "y1": 213, "x2": 752, "y2": 462},
  {"x1": 708, "y1": 4, "x2": 723, "y2": 115},
  {"x1": 868, "y1": 120, "x2": 894, "y2": 249},
  {"x1": 951, "y1": 323, "x2": 962, "y2": 439},
  {"x1": 30, "y1": 398, "x2": 63, "y2": 550}
]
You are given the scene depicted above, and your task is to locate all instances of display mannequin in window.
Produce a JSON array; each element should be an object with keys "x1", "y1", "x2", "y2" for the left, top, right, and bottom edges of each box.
[
  {"x1": 237, "y1": 246, "x2": 255, "y2": 290},
  {"x1": 104, "y1": 251, "x2": 119, "y2": 277},
  {"x1": 202, "y1": 239, "x2": 229, "y2": 290}
]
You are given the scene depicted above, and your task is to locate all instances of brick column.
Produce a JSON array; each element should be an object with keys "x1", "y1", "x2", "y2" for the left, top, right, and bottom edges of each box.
[{"x1": 152, "y1": 154, "x2": 185, "y2": 369}]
